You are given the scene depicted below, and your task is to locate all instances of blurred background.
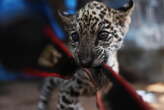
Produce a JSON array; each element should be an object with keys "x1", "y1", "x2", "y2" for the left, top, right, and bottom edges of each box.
[{"x1": 0, "y1": 0, "x2": 164, "y2": 110}]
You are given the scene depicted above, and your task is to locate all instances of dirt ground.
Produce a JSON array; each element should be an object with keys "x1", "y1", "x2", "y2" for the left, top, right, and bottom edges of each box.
[
  {"x1": 0, "y1": 80, "x2": 97, "y2": 110},
  {"x1": 0, "y1": 81, "x2": 164, "y2": 110}
]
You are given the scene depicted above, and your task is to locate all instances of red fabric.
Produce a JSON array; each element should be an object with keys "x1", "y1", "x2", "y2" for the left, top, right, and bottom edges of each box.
[
  {"x1": 103, "y1": 64, "x2": 153, "y2": 110},
  {"x1": 23, "y1": 68, "x2": 70, "y2": 79},
  {"x1": 96, "y1": 92, "x2": 106, "y2": 110},
  {"x1": 43, "y1": 27, "x2": 73, "y2": 57}
]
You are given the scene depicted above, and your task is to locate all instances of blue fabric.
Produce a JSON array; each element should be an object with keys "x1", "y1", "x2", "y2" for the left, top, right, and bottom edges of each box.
[
  {"x1": 0, "y1": 0, "x2": 28, "y2": 21},
  {"x1": 0, "y1": 65, "x2": 36, "y2": 81},
  {"x1": 0, "y1": 0, "x2": 77, "y2": 80},
  {"x1": 0, "y1": 67, "x2": 18, "y2": 81},
  {"x1": 64, "y1": 0, "x2": 77, "y2": 14},
  {"x1": 43, "y1": 3, "x2": 65, "y2": 40}
]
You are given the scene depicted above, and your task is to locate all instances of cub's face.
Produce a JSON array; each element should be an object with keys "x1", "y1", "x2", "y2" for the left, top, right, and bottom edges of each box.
[{"x1": 59, "y1": 0, "x2": 134, "y2": 67}]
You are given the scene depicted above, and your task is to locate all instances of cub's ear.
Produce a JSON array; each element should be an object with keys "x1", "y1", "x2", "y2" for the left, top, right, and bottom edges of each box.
[
  {"x1": 112, "y1": 0, "x2": 134, "y2": 26},
  {"x1": 116, "y1": 0, "x2": 134, "y2": 16},
  {"x1": 58, "y1": 10, "x2": 75, "y2": 26}
]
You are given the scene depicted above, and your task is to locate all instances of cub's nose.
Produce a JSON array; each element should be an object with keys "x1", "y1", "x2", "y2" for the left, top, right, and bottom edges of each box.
[{"x1": 78, "y1": 56, "x2": 93, "y2": 67}]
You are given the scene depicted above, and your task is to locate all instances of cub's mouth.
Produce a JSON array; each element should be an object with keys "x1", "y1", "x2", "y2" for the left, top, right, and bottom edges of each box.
[{"x1": 76, "y1": 53, "x2": 108, "y2": 68}]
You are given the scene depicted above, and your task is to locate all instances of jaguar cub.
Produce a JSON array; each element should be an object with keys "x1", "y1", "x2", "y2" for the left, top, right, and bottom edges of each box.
[{"x1": 37, "y1": 1, "x2": 134, "y2": 110}]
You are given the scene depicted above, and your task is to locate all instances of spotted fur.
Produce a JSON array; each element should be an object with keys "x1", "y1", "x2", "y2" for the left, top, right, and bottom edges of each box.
[{"x1": 37, "y1": 1, "x2": 134, "y2": 110}]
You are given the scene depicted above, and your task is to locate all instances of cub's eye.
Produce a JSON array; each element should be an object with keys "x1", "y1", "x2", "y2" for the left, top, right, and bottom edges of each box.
[
  {"x1": 71, "y1": 32, "x2": 79, "y2": 42},
  {"x1": 98, "y1": 31, "x2": 109, "y2": 41}
]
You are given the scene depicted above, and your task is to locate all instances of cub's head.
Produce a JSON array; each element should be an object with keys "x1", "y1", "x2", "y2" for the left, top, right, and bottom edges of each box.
[{"x1": 59, "y1": 0, "x2": 134, "y2": 67}]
